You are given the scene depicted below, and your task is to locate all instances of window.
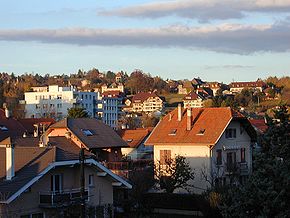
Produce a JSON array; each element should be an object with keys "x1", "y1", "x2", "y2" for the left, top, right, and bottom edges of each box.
[
  {"x1": 82, "y1": 129, "x2": 93, "y2": 136},
  {"x1": 226, "y1": 152, "x2": 236, "y2": 167},
  {"x1": 168, "y1": 129, "x2": 177, "y2": 136},
  {"x1": 89, "y1": 174, "x2": 94, "y2": 186},
  {"x1": 160, "y1": 150, "x2": 171, "y2": 165},
  {"x1": 51, "y1": 174, "x2": 63, "y2": 193},
  {"x1": 241, "y1": 148, "x2": 246, "y2": 163},
  {"x1": 225, "y1": 128, "x2": 236, "y2": 138},
  {"x1": 57, "y1": 95, "x2": 62, "y2": 99},
  {"x1": 216, "y1": 149, "x2": 222, "y2": 165},
  {"x1": 57, "y1": 103, "x2": 62, "y2": 108}
]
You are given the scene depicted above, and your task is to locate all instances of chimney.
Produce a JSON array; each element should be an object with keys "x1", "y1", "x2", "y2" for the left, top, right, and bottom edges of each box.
[
  {"x1": 6, "y1": 144, "x2": 15, "y2": 180},
  {"x1": 178, "y1": 104, "x2": 182, "y2": 121},
  {"x1": 34, "y1": 124, "x2": 39, "y2": 137},
  {"x1": 5, "y1": 108, "x2": 10, "y2": 118},
  {"x1": 169, "y1": 113, "x2": 172, "y2": 121},
  {"x1": 187, "y1": 108, "x2": 192, "y2": 131}
]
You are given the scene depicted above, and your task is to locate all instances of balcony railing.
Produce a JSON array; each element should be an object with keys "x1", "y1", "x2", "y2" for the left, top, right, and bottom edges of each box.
[
  {"x1": 225, "y1": 162, "x2": 249, "y2": 175},
  {"x1": 39, "y1": 188, "x2": 88, "y2": 208}
]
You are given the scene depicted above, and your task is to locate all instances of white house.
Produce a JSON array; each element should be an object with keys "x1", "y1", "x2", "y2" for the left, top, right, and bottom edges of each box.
[
  {"x1": 145, "y1": 105, "x2": 256, "y2": 193},
  {"x1": 24, "y1": 85, "x2": 97, "y2": 120}
]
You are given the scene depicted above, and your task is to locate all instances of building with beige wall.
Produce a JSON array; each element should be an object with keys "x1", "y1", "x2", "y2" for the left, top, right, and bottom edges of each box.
[
  {"x1": 130, "y1": 92, "x2": 163, "y2": 114},
  {"x1": 0, "y1": 136, "x2": 131, "y2": 217},
  {"x1": 145, "y1": 106, "x2": 256, "y2": 193}
]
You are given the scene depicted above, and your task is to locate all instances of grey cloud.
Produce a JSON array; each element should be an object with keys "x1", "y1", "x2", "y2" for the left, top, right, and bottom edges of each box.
[
  {"x1": 99, "y1": 0, "x2": 290, "y2": 22},
  {"x1": 0, "y1": 22, "x2": 290, "y2": 54}
]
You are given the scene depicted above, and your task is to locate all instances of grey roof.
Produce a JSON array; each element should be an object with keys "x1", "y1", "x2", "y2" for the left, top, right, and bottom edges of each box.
[{"x1": 50, "y1": 118, "x2": 128, "y2": 149}]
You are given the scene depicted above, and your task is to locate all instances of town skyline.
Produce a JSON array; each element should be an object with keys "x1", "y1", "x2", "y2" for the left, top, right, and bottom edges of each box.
[{"x1": 1, "y1": 0, "x2": 290, "y2": 83}]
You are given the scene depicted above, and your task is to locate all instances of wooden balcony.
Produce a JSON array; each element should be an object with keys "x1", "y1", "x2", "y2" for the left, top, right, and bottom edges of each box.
[{"x1": 39, "y1": 188, "x2": 88, "y2": 208}]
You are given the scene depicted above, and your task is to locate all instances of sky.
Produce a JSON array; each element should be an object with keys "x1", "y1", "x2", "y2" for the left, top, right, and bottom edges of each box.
[{"x1": 1, "y1": 0, "x2": 290, "y2": 83}]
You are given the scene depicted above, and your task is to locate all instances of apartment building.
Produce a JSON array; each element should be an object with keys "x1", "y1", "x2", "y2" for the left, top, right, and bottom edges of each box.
[
  {"x1": 24, "y1": 85, "x2": 97, "y2": 120},
  {"x1": 128, "y1": 92, "x2": 163, "y2": 114}
]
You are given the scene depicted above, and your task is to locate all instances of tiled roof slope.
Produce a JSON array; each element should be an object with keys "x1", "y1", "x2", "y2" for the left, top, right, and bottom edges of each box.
[
  {"x1": 18, "y1": 118, "x2": 55, "y2": 134},
  {"x1": 0, "y1": 147, "x2": 55, "y2": 200},
  {"x1": 145, "y1": 107, "x2": 248, "y2": 146},
  {"x1": 118, "y1": 128, "x2": 153, "y2": 148},
  {"x1": 0, "y1": 109, "x2": 26, "y2": 141},
  {"x1": 49, "y1": 118, "x2": 128, "y2": 149}
]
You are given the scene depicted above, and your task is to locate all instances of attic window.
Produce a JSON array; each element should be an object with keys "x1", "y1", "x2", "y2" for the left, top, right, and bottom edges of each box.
[
  {"x1": 168, "y1": 129, "x2": 177, "y2": 136},
  {"x1": 197, "y1": 128, "x2": 205, "y2": 135},
  {"x1": 0, "y1": 125, "x2": 8, "y2": 131},
  {"x1": 82, "y1": 129, "x2": 93, "y2": 136}
]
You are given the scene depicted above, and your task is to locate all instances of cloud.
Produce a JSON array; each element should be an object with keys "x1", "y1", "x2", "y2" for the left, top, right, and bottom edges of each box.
[
  {"x1": 0, "y1": 22, "x2": 290, "y2": 54},
  {"x1": 205, "y1": 65, "x2": 254, "y2": 70},
  {"x1": 99, "y1": 0, "x2": 290, "y2": 22}
]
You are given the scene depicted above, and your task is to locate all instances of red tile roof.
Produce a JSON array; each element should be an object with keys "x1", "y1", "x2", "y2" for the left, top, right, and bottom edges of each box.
[
  {"x1": 249, "y1": 119, "x2": 268, "y2": 133},
  {"x1": 132, "y1": 92, "x2": 159, "y2": 103},
  {"x1": 102, "y1": 90, "x2": 123, "y2": 97},
  {"x1": 183, "y1": 92, "x2": 203, "y2": 100},
  {"x1": 145, "y1": 107, "x2": 249, "y2": 146},
  {"x1": 118, "y1": 128, "x2": 153, "y2": 148}
]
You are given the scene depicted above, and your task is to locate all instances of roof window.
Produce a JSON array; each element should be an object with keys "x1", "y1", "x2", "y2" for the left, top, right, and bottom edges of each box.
[
  {"x1": 0, "y1": 125, "x2": 8, "y2": 131},
  {"x1": 82, "y1": 129, "x2": 93, "y2": 136},
  {"x1": 168, "y1": 129, "x2": 177, "y2": 136},
  {"x1": 197, "y1": 128, "x2": 205, "y2": 135},
  {"x1": 127, "y1": 139, "x2": 133, "y2": 142}
]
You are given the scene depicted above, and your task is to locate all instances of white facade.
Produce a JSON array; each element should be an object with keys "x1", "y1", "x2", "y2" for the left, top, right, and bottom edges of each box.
[
  {"x1": 183, "y1": 98, "x2": 204, "y2": 108},
  {"x1": 24, "y1": 85, "x2": 97, "y2": 119}
]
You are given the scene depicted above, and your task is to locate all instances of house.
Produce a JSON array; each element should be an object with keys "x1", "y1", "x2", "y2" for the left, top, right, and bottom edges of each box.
[
  {"x1": 101, "y1": 83, "x2": 124, "y2": 93},
  {"x1": 145, "y1": 105, "x2": 256, "y2": 193},
  {"x1": 131, "y1": 92, "x2": 163, "y2": 114},
  {"x1": 24, "y1": 85, "x2": 98, "y2": 120},
  {"x1": 0, "y1": 136, "x2": 131, "y2": 217},
  {"x1": 178, "y1": 81, "x2": 194, "y2": 95},
  {"x1": 45, "y1": 118, "x2": 128, "y2": 163},
  {"x1": 118, "y1": 128, "x2": 153, "y2": 160},
  {"x1": 229, "y1": 80, "x2": 267, "y2": 93},
  {"x1": 101, "y1": 91, "x2": 125, "y2": 129},
  {"x1": 183, "y1": 91, "x2": 205, "y2": 108}
]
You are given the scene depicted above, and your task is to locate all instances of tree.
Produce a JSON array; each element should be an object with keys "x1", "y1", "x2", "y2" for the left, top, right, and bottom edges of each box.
[
  {"x1": 67, "y1": 107, "x2": 89, "y2": 118},
  {"x1": 155, "y1": 155, "x2": 195, "y2": 193},
  {"x1": 221, "y1": 105, "x2": 290, "y2": 217}
]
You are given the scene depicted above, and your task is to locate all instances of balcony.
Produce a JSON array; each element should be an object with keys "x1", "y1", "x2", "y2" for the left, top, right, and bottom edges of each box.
[
  {"x1": 39, "y1": 188, "x2": 88, "y2": 208},
  {"x1": 105, "y1": 161, "x2": 129, "y2": 178},
  {"x1": 225, "y1": 162, "x2": 249, "y2": 175}
]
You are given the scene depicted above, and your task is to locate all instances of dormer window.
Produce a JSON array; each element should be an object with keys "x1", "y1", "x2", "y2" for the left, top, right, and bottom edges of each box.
[
  {"x1": 168, "y1": 129, "x2": 177, "y2": 136},
  {"x1": 197, "y1": 128, "x2": 205, "y2": 135},
  {"x1": 82, "y1": 129, "x2": 93, "y2": 136}
]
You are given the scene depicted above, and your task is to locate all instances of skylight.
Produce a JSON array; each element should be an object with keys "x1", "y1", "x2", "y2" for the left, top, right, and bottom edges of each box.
[
  {"x1": 197, "y1": 128, "x2": 205, "y2": 135},
  {"x1": 0, "y1": 125, "x2": 8, "y2": 131},
  {"x1": 168, "y1": 129, "x2": 177, "y2": 136},
  {"x1": 82, "y1": 129, "x2": 93, "y2": 136}
]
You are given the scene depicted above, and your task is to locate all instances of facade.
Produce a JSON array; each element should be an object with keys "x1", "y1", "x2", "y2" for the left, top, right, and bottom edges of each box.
[
  {"x1": 101, "y1": 91, "x2": 124, "y2": 129},
  {"x1": 0, "y1": 136, "x2": 131, "y2": 217},
  {"x1": 145, "y1": 106, "x2": 256, "y2": 193},
  {"x1": 131, "y1": 92, "x2": 163, "y2": 114},
  {"x1": 229, "y1": 80, "x2": 267, "y2": 93},
  {"x1": 24, "y1": 85, "x2": 97, "y2": 120}
]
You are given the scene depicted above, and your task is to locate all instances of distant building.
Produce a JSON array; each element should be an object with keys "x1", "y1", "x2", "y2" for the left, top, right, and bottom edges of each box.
[
  {"x1": 24, "y1": 85, "x2": 97, "y2": 120},
  {"x1": 101, "y1": 91, "x2": 124, "y2": 129},
  {"x1": 183, "y1": 91, "x2": 205, "y2": 108},
  {"x1": 101, "y1": 83, "x2": 124, "y2": 93},
  {"x1": 145, "y1": 106, "x2": 256, "y2": 193},
  {"x1": 229, "y1": 80, "x2": 267, "y2": 93},
  {"x1": 130, "y1": 92, "x2": 164, "y2": 114}
]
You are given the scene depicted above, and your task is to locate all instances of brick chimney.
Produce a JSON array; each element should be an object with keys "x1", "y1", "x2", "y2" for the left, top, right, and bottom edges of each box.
[{"x1": 187, "y1": 108, "x2": 192, "y2": 131}]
